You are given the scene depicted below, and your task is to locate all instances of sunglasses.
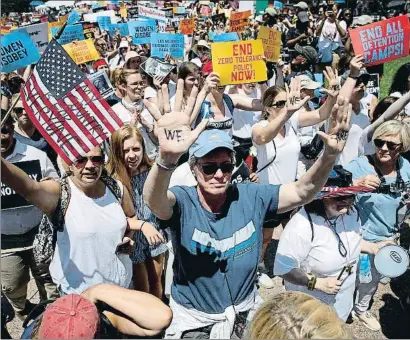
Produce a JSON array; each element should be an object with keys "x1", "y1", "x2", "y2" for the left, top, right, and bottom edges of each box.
[
  {"x1": 13, "y1": 107, "x2": 24, "y2": 114},
  {"x1": 271, "y1": 100, "x2": 287, "y2": 109},
  {"x1": 74, "y1": 155, "x2": 105, "y2": 168},
  {"x1": 198, "y1": 162, "x2": 234, "y2": 175},
  {"x1": 374, "y1": 138, "x2": 402, "y2": 151},
  {"x1": 333, "y1": 195, "x2": 355, "y2": 202},
  {"x1": 1, "y1": 126, "x2": 13, "y2": 134},
  {"x1": 197, "y1": 46, "x2": 208, "y2": 51}
]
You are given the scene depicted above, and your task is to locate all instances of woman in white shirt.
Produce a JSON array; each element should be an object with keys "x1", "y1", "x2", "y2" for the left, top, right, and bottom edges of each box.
[{"x1": 274, "y1": 167, "x2": 392, "y2": 321}]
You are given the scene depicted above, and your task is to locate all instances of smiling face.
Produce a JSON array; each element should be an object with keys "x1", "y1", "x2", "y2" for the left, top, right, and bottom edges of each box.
[
  {"x1": 123, "y1": 136, "x2": 143, "y2": 176},
  {"x1": 71, "y1": 147, "x2": 104, "y2": 186}
]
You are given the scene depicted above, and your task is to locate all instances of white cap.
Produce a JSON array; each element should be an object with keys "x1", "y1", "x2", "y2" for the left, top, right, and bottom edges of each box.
[
  {"x1": 119, "y1": 40, "x2": 129, "y2": 49},
  {"x1": 298, "y1": 75, "x2": 321, "y2": 90},
  {"x1": 295, "y1": 2, "x2": 309, "y2": 10}
]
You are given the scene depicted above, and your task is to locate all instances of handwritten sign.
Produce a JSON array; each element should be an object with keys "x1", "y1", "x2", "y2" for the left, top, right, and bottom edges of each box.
[
  {"x1": 63, "y1": 39, "x2": 100, "y2": 64},
  {"x1": 151, "y1": 33, "x2": 184, "y2": 59},
  {"x1": 51, "y1": 24, "x2": 85, "y2": 45},
  {"x1": 82, "y1": 22, "x2": 99, "y2": 39},
  {"x1": 1, "y1": 160, "x2": 42, "y2": 210},
  {"x1": 180, "y1": 18, "x2": 195, "y2": 35},
  {"x1": 258, "y1": 26, "x2": 281, "y2": 62},
  {"x1": 1, "y1": 30, "x2": 41, "y2": 73},
  {"x1": 18, "y1": 22, "x2": 48, "y2": 53},
  {"x1": 350, "y1": 15, "x2": 410, "y2": 66},
  {"x1": 230, "y1": 10, "x2": 251, "y2": 33},
  {"x1": 67, "y1": 10, "x2": 81, "y2": 24},
  {"x1": 128, "y1": 20, "x2": 157, "y2": 44},
  {"x1": 213, "y1": 32, "x2": 239, "y2": 42},
  {"x1": 138, "y1": 5, "x2": 166, "y2": 22},
  {"x1": 97, "y1": 16, "x2": 111, "y2": 31},
  {"x1": 211, "y1": 40, "x2": 267, "y2": 85}
]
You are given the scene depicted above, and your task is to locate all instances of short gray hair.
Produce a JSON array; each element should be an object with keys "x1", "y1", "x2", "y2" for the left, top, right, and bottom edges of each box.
[{"x1": 372, "y1": 120, "x2": 410, "y2": 152}]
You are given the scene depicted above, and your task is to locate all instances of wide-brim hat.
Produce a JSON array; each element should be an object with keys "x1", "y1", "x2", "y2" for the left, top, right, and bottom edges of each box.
[
  {"x1": 315, "y1": 186, "x2": 374, "y2": 200},
  {"x1": 192, "y1": 40, "x2": 211, "y2": 55}
]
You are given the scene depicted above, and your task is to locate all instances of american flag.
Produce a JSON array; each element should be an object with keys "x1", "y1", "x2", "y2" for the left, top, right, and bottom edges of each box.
[
  {"x1": 315, "y1": 186, "x2": 375, "y2": 200},
  {"x1": 21, "y1": 39, "x2": 123, "y2": 165}
]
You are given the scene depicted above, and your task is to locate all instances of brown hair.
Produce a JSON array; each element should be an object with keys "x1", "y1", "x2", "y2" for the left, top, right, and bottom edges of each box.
[
  {"x1": 110, "y1": 68, "x2": 123, "y2": 88},
  {"x1": 106, "y1": 125, "x2": 153, "y2": 194},
  {"x1": 178, "y1": 62, "x2": 200, "y2": 80},
  {"x1": 261, "y1": 86, "x2": 286, "y2": 120},
  {"x1": 247, "y1": 292, "x2": 350, "y2": 339},
  {"x1": 118, "y1": 69, "x2": 143, "y2": 86}
]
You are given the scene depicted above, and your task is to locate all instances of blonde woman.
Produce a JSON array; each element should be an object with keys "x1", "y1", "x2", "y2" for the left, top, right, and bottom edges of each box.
[
  {"x1": 247, "y1": 292, "x2": 350, "y2": 339},
  {"x1": 107, "y1": 125, "x2": 167, "y2": 299}
]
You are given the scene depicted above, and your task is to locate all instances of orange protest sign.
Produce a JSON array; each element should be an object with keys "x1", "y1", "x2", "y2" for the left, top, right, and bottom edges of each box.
[
  {"x1": 180, "y1": 18, "x2": 195, "y2": 35},
  {"x1": 63, "y1": 39, "x2": 100, "y2": 64},
  {"x1": 257, "y1": 26, "x2": 281, "y2": 62},
  {"x1": 230, "y1": 10, "x2": 251, "y2": 33},
  {"x1": 59, "y1": 15, "x2": 68, "y2": 23}
]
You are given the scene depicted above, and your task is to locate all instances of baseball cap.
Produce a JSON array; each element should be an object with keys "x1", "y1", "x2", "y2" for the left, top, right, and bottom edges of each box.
[
  {"x1": 119, "y1": 40, "x2": 129, "y2": 49},
  {"x1": 264, "y1": 7, "x2": 277, "y2": 17},
  {"x1": 38, "y1": 294, "x2": 99, "y2": 339},
  {"x1": 297, "y1": 10, "x2": 309, "y2": 23},
  {"x1": 189, "y1": 129, "x2": 234, "y2": 158},
  {"x1": 294, "y1": 1, "x2": 309, "y2": 10},
  {"x1": 299, "y1": 75, "x2": 321, "y2": 90},
  {"x1": 295, "y1": 44, "x2": 318, "y2": 64}
]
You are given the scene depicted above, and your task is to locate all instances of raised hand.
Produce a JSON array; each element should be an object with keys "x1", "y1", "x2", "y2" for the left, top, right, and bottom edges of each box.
[
  {"x1": 286, "y1": 77, "x2": 310, "y2": 112},
  {"x1": 202, "y1": 72, "x2": 220, "y2": 94},
  {"x1": 322, "y1": 66, "x2": 339, "y2": 99},
  {"x1": 143, "y1": 79, "x2": 208, "y2": 165},
  {"x1": 349, "y1": 54, "x2": 364, "y2": 77},
  {"x1": 317, "y1": 96, "x2": 351, "y2": 157}
]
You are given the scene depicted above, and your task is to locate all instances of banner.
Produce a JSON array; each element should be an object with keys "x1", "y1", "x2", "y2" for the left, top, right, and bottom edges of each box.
[
  {"x1": 128, "y1": 20, "x2": 157, "y2": 44},
  {"x1": 1, "y1": 30, "x2": 41, "y2": 73},
  {"x1": 82, "y1": 22, "x2": 99, "y2": 39},
  {"x1": 180, "y1": 18, "x2": 195, "y2": 35},
  {"x1": 150, "y1": 33, "x2": 184, "y2": 59},
  {"x1": 274, "y1": 1, "x2": 283, "y2": 9},
  {"x1": 108, "y1": 23, "x2": 129, "y2": 37},
  {"x1": 97, "y1": 16, "x2": 111, "y2": 31},
  {"x1": 63, "y1": 39, "x2": 100, "y2": 64},
  {"x1": 367, "y1": 73, "x2": 380, "y2": 98},
  {"x1": 258, "y1": 26, "x2": 281, "y2": 62},
  {"x1": 51, "y1": 24, "x2": 85, "y2": 45},
  {"x1": 1, "y1": 160, "x2": 42, "y2": 210},
  {"x1": 230, "y1": 10, "x2": 251, "y2": 33},
  {"x1": 213, "y1": 32, "x2": 239, "y2": 42},
  {"x1": 67, "y1": 10, "x2": 81, "y2": 24},
  {"x1": 138, "y1": 5, "x2": 166, "y2": 22},
  {"x1": 211, "y1": 40, "x2": 267, "y2": 85},
  {"x1": 349, "y1": 15, "x2": 410, "y2": 66},
  {"x1": 87, "y1": 71, "x2": 114, "y2": 98},
  {"x1": 18, "y1": 22, "x2": 48, "y2": 53}
]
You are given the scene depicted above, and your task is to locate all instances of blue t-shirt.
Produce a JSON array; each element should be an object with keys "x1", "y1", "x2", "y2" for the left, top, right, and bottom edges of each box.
[
  {"x1": 345, "y1": 156, "x2": 410, "y2": 242},
  {"x1": 167, "y1": 183, "x2": 280, "y2": 314}
]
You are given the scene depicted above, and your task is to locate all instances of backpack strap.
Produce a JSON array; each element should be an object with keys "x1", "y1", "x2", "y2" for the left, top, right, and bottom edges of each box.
[
  {"x1": 100, "y1": 169, "x2": 123, "y2": 203},
  {"x1": 223, "y1": 93, "x2": 235, "y2": 115},
  {"x1": 305, "y1": 210, "x2": 315, "y2": 242},
  {"x1": 50, "y1": 173, "x2": 71, "y2": 232}
]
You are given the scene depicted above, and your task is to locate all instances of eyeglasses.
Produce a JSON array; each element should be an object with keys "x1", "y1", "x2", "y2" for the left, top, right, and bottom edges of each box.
[
  {"x1": 1, "y1": 126, "x2": 13, "y2": 134},
  {"x1": 197, "y1": 46, "x2": 208, "y2": 52},
  {"x1": 128, "y1": 81, "x2": 145, "y2": 87},
  {"x1": 198, "y1": 162, "x2": 234, "y2": 175},
  {"x1": 13, "y1": 107, "x2": 24, "y2": 115},
  {"x1": 271, "y1": 100, "x2": 287, "y2": 109},
  {"x1": 374, "y1": 138, "x2": 402, "y2": 151},
  {"x1": 74, "y1": 155, "x2": 105, "y2": 168}
]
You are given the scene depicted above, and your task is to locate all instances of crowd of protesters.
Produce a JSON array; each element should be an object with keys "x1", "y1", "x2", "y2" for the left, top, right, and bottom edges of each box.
[{"x1": 1, "y1": 0, "x2": 410, "y2": 338}]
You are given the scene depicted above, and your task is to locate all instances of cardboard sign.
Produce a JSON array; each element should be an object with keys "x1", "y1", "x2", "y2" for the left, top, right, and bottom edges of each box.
[
  {"x1": 128, "y1": 20, "x2": 157, "y2": 44},
  {"x1": 97, "y1": 16, "x2": 111, "y2": 31},
  {"x1": 258, "y1": 26, "x2": 281, "y2": 62},
  {"x1": 180, "y1": 18, "x2": 195, "y2": 35},
  {"x1": 63, "y1": 39, "x2": 100, "y2": 64},
  {"x1": 67, "y1": 10, "x2": 81, "y2": 24},
  {"x1": 82, "y1": 22, "x2": 99, "y2": 39},
  {"x1": 138, "y1": 5, "x2": 166, "y2": 22},
  {"x1": 88, "y1": 71, "x2": 115, "y2": 98},
  {"x1": 274, "y1": 1, "x2": 283, "y2": 9},
  {"x1": 150, "y1": 33, "x2": 184, "y2": 59},
  {"x1": 213, "y1": 32, "x2": 239, "y2": 42},
  {"x1": 1, "y1": 160, "x2": 42, "y2": 210},
  {"x1": 366, "y1": 73, "x2": 380, "y2": 98},
  {"x1": 108, "y1": 23, "x2": 129, "y2": 37},
  {"x1": 211, "y1": 40, "x2": 267, "y2": 85},
  {"x1": 230, "y1": 10, "x2": 251, "y2": 33},
  {"x1": 18, "y1": 23, "x2": 48, "y2": 53},
  {"x1": 140, "y1": 57, "x2": 176, "y2": 78},
  {"x1": 350, "y1": 15, "x2": 410, "y2": 66},
  {"x1": 1, "y1": 30, "x2": 41, "y2": 73},
  {"x1": 51, "y1": 24, "x2": 85, "y2": 45}
]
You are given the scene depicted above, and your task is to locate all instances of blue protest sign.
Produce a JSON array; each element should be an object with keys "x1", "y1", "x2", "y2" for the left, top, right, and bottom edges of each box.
[
  {"x1": 314, "y1": 73, "x2": 324, "y2": 85},
  {"x1": 274, "y1": 1, "x2": 283, "y2": 9},
  {"x1": 213, "y1": 32, "x2": 239, "y2": 42},
  {"x1": 67, "y1": 10, "x2": 81, "y2": 24},
  {"x1": 128, "y1": 20, "x2": 156, "y2": 44},
  {"x1": 111, "y1": 0, "x2": 119, "y2": 4},
  {"x1": 1, "y1": 30, "x2": 41, "y2": 73},
  {"x1": 92, "y1": 3, "x2": 103, "y2": 9},
  {"x1": 108, "y1": 23, "x2": 129, "y2": 37},
  {"x1": 97, "y1": 16, "x2": 111, "y2": 31},
  {"x1": 150, "y1": 33, "x2": 184, "y2": 59},
  {"x1": 51, "y1": 24, "x2": 85, "y2": 45}
]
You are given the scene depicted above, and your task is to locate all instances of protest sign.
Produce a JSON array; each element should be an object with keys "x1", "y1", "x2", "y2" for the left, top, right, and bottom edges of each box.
[
  {"x1": 230, "y1": 10, "x2": 251, "y2": 33},
  {"x1": 140, "y1": 57, "x2": 176, "y2": 78},
  {"x1": 1, "y1": 30, "x2": 41, "y2": 73},
  {"x1": 366, "y1": 74, "x2": 380, "y2": 98},
  {"x1": 173, "y1": 7, "x2": 186, "y2": 15},
  {"x1": 63, "y1": 39, "x2": 100, "y2": 64},
  {"x1": 1, "y1": 25, "x2": 12, "y2": 35},
  {"x1": 239, "y1": 1, "x2": 254, "y2": 12},
  {"x1": 128, "y1": 20, "x2": 157, "y2": 44},
  {"x1": 67, "y1": 10, "x2": 81, "y2": 24},
  {"x1": 211, "y1": 40, "x2": 267, "y2": 85},
  {"x1": 97, "y1": 16, "x2": 111, "y2": 31},
  {"x1": 18, "y1": 22, "x2": 48, "y2": 53},
  {"x1": 150, "y1": 33, "x2": 184, "y2": 59},
  {"x1": 84, "y1": 10, "x2": 117, "y2": 23},
  {"x1": 47, "y1": 21, "x2": 62, "y2": 40},
  {"x1": 109, "y1": 23, "x2": 129, "y2": 37},
  {"x1": 274, "y1": 1, "x2": 283, "y2": 9},
  {"x1": 51, "y1": 24, "x2": 85, "y2": 45},
  {"x1": 138, "y1": 5, "x2": 166, "y2": 22},
  {"x1": 257, "y1": 26, "x2": 281, "y2": 62},
  {"x1": 212, "y1": 13, "x2": 226, "y2": 26},
  {"x1": 213, "y1": 32, "x2": 239, "y2": 42},
  {"x1": 82, "y1": 22, "x2": 99, "y2": 39},
  {"x1": 180, "y1": 18, "x2": 195, "y2": 35},
  {"x1": 349, "y1": 15, "x2": 410, "y2": 66},
  {"x1": 120, "y1": 6, "x2": 127, "y2": 18},
  {"x1": 1, "y1": 160, "x2": 42, "y2": 210},
  {"x1": 88, "y1": 71, "x2": 114, "y2": 98},
  {"x1": 256, "y1": 0, "x2": 269, "y2": 13},
  {"x1": 200, "y1": 5, "x2": 212, "y2": 17}
]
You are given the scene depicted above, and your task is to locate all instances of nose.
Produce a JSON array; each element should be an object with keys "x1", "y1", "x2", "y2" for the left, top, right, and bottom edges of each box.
[
  {"x1": 194, "y1": 79, "x2": 199, "y2": 86},
  {"x1": 380, "y1": 142, "x2": 389, "y2": 151},
  {"x1": 214, "y1": 168, "x2": 224, "y2": 179}
]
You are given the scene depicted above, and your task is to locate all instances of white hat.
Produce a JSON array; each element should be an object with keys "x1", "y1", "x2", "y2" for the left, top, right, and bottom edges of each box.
[
  {"x1": 294, "y1": 2, "x2": 309, "y2": 10},
  {"x1": 119, "y1": 40, "x2": 129, "y2": 49},
  {"x1": 298, "y1": 75, "x2": 321, "y2": 90}
]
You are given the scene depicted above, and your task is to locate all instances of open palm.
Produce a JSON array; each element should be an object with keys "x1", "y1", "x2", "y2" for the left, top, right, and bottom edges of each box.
[{"x1": 286, "y1": 77, "x2": 310, "y2": 112}]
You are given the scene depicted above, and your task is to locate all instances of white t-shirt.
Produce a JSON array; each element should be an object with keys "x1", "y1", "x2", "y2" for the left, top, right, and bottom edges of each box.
[
  {"x1": 318, "y1": 19, "x2": 347, "y2": 49},
  {"x1": 274, "y1": 208, "x2": 362, "y2": 321},
  {"x1": 253, "y1": 112, "x2": 300, "y2": 185},
  {"x1": 232, "y1": 88, "x2": 261, "y2": 139}
]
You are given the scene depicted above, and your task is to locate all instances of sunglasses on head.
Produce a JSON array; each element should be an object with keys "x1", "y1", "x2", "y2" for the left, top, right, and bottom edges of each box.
[
  {"x1": 13, "y1": 107, "x2": 24, "y2": 114},
  {"x1": 271, "y1": 100, "x2": 287, "y2": 109},
  {"x1": 374, "y1": 138, "x2": 402, "y2": 150},
  {"x1": 198, "y1": 162, "x2": 234, "y2": 175},
  {"x1": 74, "y1": 155, "x2": 105, "y2": 168}
]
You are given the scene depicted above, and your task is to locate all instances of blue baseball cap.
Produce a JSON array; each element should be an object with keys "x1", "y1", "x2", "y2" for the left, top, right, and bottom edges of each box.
[{"x1": 189, "y1": 129, "x2": 234, "y2": 158}]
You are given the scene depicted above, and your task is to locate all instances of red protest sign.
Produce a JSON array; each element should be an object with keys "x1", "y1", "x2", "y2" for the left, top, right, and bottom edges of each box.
[
  {"x1": 349, "y1": 15, "x2": 410, "y2": 66},
  {"x1": 180, "y1": 18, "x2": 195, "y2": 35}
]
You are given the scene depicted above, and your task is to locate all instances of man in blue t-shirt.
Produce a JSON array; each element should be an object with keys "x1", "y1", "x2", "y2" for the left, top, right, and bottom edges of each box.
[{"x1": 142, "y1": 81, "x2": 352, "y2": 339}]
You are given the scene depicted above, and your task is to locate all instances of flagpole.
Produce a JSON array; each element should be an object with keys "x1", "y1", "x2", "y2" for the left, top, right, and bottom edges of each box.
[{"x1": 1, "y1": 22, "x2": 68, "y2": 127}]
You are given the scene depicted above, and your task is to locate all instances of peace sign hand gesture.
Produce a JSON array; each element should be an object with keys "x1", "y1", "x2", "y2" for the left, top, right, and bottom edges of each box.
[
  {"x1": 143, "y1": 79, "x2": 208, "y2": 165},
  {"x1": 286, "y1": 77, "x2": 310, "y2": 113},
  {"x1": 317, "y1": 96, "x2": 352, "y2": 157}
]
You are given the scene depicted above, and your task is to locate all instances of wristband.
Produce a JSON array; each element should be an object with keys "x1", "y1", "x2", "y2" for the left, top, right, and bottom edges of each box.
[
  {"x1": 140, "y1": 221, "x2": 147, "y2": 231},
  {"x1": 156, "y1": 161, "x2": 178, "y2": 171},
  {"x1": 348, "y1": 74, "x2": 359, "y2": 80},
  {"x1": 307, "y1": 275, "x2": 317, "y2": 291}
]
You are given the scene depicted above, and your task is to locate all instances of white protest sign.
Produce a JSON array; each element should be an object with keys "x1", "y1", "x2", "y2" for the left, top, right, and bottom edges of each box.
[
  {"x1": 18, "y1": 22, "x2": 48, "y2": 53},
  {"x1": 84, "y1": 10, "x2": 118, "y2": 23},
  {"x1": 138, "y1": 5, "x2": 167, "y2": 22}
]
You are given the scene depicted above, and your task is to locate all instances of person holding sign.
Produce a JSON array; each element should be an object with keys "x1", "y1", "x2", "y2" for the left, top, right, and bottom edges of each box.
[{"x1": 1, "y1": 111, "x2": 59, "y2": 320}]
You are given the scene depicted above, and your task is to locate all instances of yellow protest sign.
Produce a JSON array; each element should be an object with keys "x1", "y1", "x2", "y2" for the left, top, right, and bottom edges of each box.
[
  {"x1": 120, "y1": 6, "x2": 127, "y2": 18},
  {"x1": 230, "y1": 10, "x2": 251, "y2": 33},
  {"x1": 48, "y1": 21, "x2": 62, "y2": 41},
  {"x1": 257, "y1": 26, "x2": 281, "y2": 62},
  {"x1": 63, "y1": 39, "x2": 100, "y2": 64},
  {"x1": 211, "y1": 40, "x2": 267, "y2": 85},
  {"x1": 98, "y1": 1, "x2": 106, "y2": 6},
  {"x1": 180, "y1": 18, "x2": 195, "y2": 35}
]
